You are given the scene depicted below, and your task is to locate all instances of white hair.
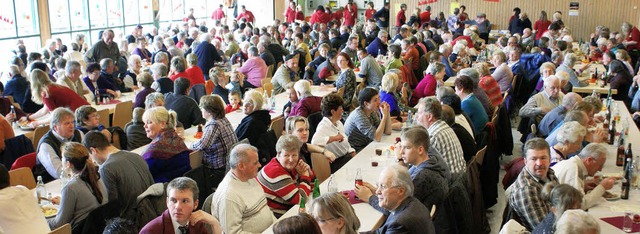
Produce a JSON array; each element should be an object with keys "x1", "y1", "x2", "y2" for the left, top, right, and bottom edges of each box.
[
  {"x1": 555, "y1": 210, "x2": 600, "y2": 234},
  {"x1": 556, "y1": 121, "x2": 586, "y2": 144}
]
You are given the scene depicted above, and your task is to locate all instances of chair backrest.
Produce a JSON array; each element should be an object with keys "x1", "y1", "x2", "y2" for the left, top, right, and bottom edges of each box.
[
  {"x1": 261, "y1": 78, "x2": 272, "y2": 88},
  {"x1": 269, "y1": 116, "x2": 285, "y2": 139},
  {"x1": 307, "y1": 112, "x2": 323, "y2": 143},
  {"x1": 79, "y1": 199, "x2": 121, "y2": 234},
  {"x1": 205, "y1": 80, "x2": 215, "y2": 94},
  {"x1": 189, "y1": 150, "x2": 204, "y2": 169},
  {"x1": 310, "y1": 153, "x2": 330, "y2": 183},
  {"x1": 202, "y1": 193, "x2": 214, "y2": 214},
  {"x1": 188, "y1": 84, "x2": 207, "y2": 104},
  {"x1": 48, "y1": 223, "x2": 71, "y2": 234},
  {"x1": 9, "y1": 167, "x2": 36, "y2": 189},
  {"x1": 32, "y1": 125, "x2": 50, "y2": 149},
  {"x1": 97, "y1": 108, "x2": 110, "y2": 128},
  {"x1": 11, "y1": 152, "x2": 37, "y2": 170},
  {"x1": 266, "y1": 65, "x2": 274, "y2": 78},
  {"x1": 262, "y1": 82, "x2": 274, "y2": 96},
  {"x1": 112, "y1": 101, "x2": 133, "y2": 129}
]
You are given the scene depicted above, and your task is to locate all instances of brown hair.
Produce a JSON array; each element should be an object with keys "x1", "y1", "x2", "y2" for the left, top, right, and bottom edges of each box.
[
  {"x1": 62, "y1": 142, "x2": 104, "y2": 204},
  {"x1": 273, "y1": 213, "x2": 322, "y2": 234}
]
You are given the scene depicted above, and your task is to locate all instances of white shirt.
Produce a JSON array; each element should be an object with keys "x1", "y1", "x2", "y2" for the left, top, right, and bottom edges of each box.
[
  {"x1": 455, "y1": 114, "x2": 475, "y2": 140},
  {"x1": 56, "y1": 75, "x2": 94, "y2": 101},
  {"x1": 0, "y1": 186, "x2": 51, "y2": 234},
  {"x1": 37, "y1": 130, "x2": 84, "y2": 179},
  {"x1": 552, "y1": 156, "x2": 606, "y2": 209},
  {"x1": 171, "y1": 216, "x2": 189, "y2": 234},
  {"x1": 311, "y1": 117, "x2": 356, "y2": 157}
]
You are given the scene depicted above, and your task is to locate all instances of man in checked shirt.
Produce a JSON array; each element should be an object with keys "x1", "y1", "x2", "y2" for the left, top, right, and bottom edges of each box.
[{"x1": 508, "y1": 138, "x2": 559, "y2": 230}]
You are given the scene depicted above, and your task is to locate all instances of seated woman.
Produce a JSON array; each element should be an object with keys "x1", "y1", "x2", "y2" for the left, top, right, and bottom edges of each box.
[
  {"x1": 473, "y1": 62, "x2": 503, "y2": 107},
  {"x1": 189, "y1": 95, "x2": 238, "y2": 183},
  {"x1": 47, "y1": 142, "x2": 108, "y2": 230},
  {"x1": 531, "y1": 183, "x2": 583, "y2": 233},
  {"x1": 385, "y1": 44, "x2": 403, "y2": 72},
  {"x1": 235, "y1": 89, "x2": 271, "y2": 160},
  {"x1": 379, "y1": 73, "x2": 402, "y2": 117},
  {"x1": 210, "y1": 67, "x2": 231, "y2": 104},
  {"x1": 142, "y1": 107, "x2": 190, "y2": 183},
  {"x1": 124, "y1": 107, "x2": 151, "y2": 150},
  {"x1": 74, "y1": 105, "x2": 111, "y2": 139},
  {"x1": 608, "y1": 60, "x2": 633, "y2": 107},
  {"x1": 549, "y1": 121, "x2": 586, "y2": 166},
  {"x1": 257, "y1": 134, "x2": 315, "y2": 218},
  {"x1": 311, "y1": 93, "x2": 357, "y2": 172},
  {"x1": 285, "y1": 116, "x2": 336, "y2": 169},
  {"x1": 133, "y1": 72, "x2": 155, "y2": 108},
  {"x1": 272, "y1": 213, "x2": 322, "y2": 234},
  {"x1": 185, "y1": 54, "x2": 206, "y2": 87},
  {"x1": 26, "y1": 69, "x2": 90, "y2": 126},
  {"x1": 344, "y1": 88, "x2": 392, "y2": 152},
  {"x1": 411, "y1": 62, "x2": 445, "y2": 106},
  {"x1": 121, "y1": 54, "x2": 141, "y2": 90},
  {"x1": 310, "y1": 192, "x2": 361, "y2": 234}
]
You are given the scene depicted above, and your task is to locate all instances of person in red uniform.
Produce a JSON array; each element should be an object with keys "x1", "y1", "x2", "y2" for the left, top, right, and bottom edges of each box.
[
  {"x1": 347, "y1": 0, "x2": 357, "y2": 18},
  {"x1": 332, "y1": 7, "x2": 344, "y2": 23},
  {"x1": 343, "y1": 4, "x2": 356, "y2": 27},
  {"x1": 395, "y1": 4, "x2": 407, "y2": 35},
  {"x1": 310, "y1": 5, "x2": 330, "y2": 25},
  {"x1": 211, "y1": 4, "x2": 225, "y2": 21},
  {"x1": 365, "y1": 2, "x2": 376, "y2": 21},
  {"x1": 283, "y1": 0, "x2": 297, "y2": 24},
  {"x1": 236, "y1": 5, "x2": 255, "y2": 24},
  {"x1": 419, "y1": 5, "x2": 431, "y2": 26},
  {"x1": 295, "y1": 5, "x2": 305, "y2": 21}
]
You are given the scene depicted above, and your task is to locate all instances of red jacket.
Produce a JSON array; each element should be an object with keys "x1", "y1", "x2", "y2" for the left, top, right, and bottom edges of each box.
[
  {"x1": 211, "y1": 8, "x2": 225, "y2": 20},
  {"x1": 343, "y1": 9, "x2": 356, "y2": 26},
  {"x1": 332, "y1": 9, "x2": 343, "y2": 22},
  {"x1": 396, "y1": 9, "x2": 406, "y2": 27},
  {"x1": 236, "y1": 11, "x2": 255, "y2": 23},
  {"x1": 310, "y1": 10, "x2": 330, "y2": 25},
  {"x1": 419, "y1": 11, "x2": 431, "y2": 26},
  {"x1": 365, "y1": 9, "x2": 376, "y2": 21},
  {"x1": 284, "y1": 7, "x2": 296, "y2": 23}
]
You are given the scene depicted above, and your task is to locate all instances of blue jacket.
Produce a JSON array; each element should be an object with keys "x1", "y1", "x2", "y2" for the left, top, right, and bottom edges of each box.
[
  {"x1": 4, "y1": 75, "x2": 29, "y2": 108},
  {"x1": 367, "y1": 37, "x2": 388, "y2": 58}
]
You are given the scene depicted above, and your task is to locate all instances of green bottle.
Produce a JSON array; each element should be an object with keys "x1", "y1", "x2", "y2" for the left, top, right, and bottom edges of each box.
[
  {"x1": 299, "y1": 196, "x2": 306, "y2": 214},
  {"x1": 312, "y1": 179, "x2": 321, "y2": 199}
]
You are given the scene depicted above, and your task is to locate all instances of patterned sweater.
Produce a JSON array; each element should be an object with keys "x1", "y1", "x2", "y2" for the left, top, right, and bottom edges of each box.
[{"x1": 256, "y1": 157, "x2": 314, "y2": 215}]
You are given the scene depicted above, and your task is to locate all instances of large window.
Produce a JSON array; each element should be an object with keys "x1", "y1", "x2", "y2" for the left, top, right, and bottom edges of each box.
[
  {"x1": 0, "y1": 0, "x2": 40, "y2": 55},
  {"x1": 157, "y1": 0, "x2": 214, "y2": 24}
]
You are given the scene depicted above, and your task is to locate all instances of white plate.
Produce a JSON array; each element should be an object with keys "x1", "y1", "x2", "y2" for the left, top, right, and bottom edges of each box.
[
  {"x1": 604, "y1": 192, "x2": 621, "y2": 201},
  {"x1": 41, "y1": 204, "x2": 59, "y2": 218}
]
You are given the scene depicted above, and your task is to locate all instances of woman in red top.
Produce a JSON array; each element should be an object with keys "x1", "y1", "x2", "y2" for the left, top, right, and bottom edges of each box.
[
  {"x1": 310, "y1": 6, "x2": 330, "y2": 25},
  {"x1": 474, "y1": 62, "x2": 503, "y2": 107},
  {"x1": 27, "y1": 69, "x2": 89, "y2": 126},
  {"x1": 411, "y1": 62, "x2": 445, "y2": 106},
  {"x1": 365, "y1": 2, "x2": 376, "y2": 21},
  {"x1": 295, "y1": 5, "x2": 305, "y2": 21},
  {"x1": 185, "y1": 54, "x2": 206, "y2": 87},
  {"x1": 534, "y1": 11, "x2": 552, "y2": 41},
  {"x1": 283, "y1": 1, "x2": 297, "y2": 23}
]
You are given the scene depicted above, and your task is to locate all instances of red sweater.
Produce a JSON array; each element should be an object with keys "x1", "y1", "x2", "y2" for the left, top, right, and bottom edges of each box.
[
  {"x1": 43, "y1": 85, "x2": 89, "y2": 111},
  {"x1": 479, "y1": 75, "x2": 503, "y2": 106},
  {"x1": 365, "y1": 9, "x2": 376, "y2": 21},
  {"x1": 257, "y1": 157, "x2": 314, "y2": 215},
  {"x1": 396, "y1": 9, "x2": 406, "y2": 27},
  {"x1": 284, "y1": 7, "x2": 296, "y2": 23},
  {"x1": 310, "y1": 10, "x2": 330, "y2": 25},
  {"x1": 185, "y1": 66, "x2": 206, "y2": 86}
]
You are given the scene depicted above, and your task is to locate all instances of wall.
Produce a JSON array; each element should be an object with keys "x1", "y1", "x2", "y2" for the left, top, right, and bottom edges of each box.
[{"x1": 388, "y1": 0, "x2": 640, "y2": 42}]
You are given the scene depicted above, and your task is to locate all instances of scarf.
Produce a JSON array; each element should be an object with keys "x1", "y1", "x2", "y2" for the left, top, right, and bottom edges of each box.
[{"x1": 144, "y1": 128, "x2": 189, "y2": 160}]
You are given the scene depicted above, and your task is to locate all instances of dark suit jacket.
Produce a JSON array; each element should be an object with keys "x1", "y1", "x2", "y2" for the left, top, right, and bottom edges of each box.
[
  {"x1": 194, "y1": 41, "x2": 223, "y2": 80},
  {"x1": 4, "y1": 75, "x2": 29, "y2": 107},
  {"x1": 366, "y1": 196, "x2": 436, "y2": 234},
  {"x1": 139, "y1": 210, "x2": 209, "y2": 234}
]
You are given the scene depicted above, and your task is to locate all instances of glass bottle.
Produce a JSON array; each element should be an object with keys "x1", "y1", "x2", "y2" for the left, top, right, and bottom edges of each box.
[
  {"x1": 622, "y1": 157, "x2": 632, "y2": 200},
  {"x1": 312, "y1": 179, "x2": 321, "y2": 199},
  {"x1": 298, "y1": 196, "x2": 306, "y2": 214},
  {"x1": 35, "y1": 176, "x2": 47, "y2": 205}
]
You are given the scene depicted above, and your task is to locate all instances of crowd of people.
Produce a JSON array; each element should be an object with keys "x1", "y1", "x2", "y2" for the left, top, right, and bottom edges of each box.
[{"x1": 1, "y1": 1, "x2": 640, "y2": 233}]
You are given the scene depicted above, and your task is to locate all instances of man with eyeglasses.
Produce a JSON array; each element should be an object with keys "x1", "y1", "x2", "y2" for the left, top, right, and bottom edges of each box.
[{"x1": 354, "y1": 165, "x2": 435, "y2": 234}]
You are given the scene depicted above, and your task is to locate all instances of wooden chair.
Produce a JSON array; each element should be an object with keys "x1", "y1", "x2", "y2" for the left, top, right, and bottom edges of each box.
[
  {"x1": 469, "y1": 146, "x2": 487, "y2": 167},
  {"x1": 32, "y1": 125, "x2": 50, "y2": 149},
  {"x1": 310, "y1": 153, "x2": 330, "y2": 183},
  {"x1": 97, "y1": 108, "x2": 110, "y2": 128},
  {"x1": 269, "y1": 116, "x2": 285, "y2": 139},
  {"x1": 261, "y1": 78, "x2": 272, "y2": 88},
  {"x1": 9, "y1": 167, "x2": 36, "y2": 189},
  {"x1": 265, "y1": 65, "x2": 274, "y2": 78},
  {"x1": 262, "y1": 82, "x2": 274, "y2": 97},
  {"x1": 48, "y1": 223, "x2": 71, "y2": 234},
  {"x1": 112, "y1": 101, "x2": 133, "y2": 129},
  {"x1": 205, "y1": 80, "x2": 215, "y2": 95},
  {"x1": 189, "y1": 150, "x2": 204, "y2": 169},
  {"x1": 430, "y1": 205, "x2": 437, "y2": 220}
]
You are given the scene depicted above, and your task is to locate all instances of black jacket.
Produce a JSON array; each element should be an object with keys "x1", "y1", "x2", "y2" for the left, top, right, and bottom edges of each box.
[{"x1": 235, "y1": 110, "x2": 271, "y2": 159}]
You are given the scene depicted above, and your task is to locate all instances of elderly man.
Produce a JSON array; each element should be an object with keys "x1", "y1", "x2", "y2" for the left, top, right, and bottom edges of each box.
[
  {"x1": 84, "y1": 29, "x2": 120, "y2": 64},
  {"x1": 212, "y1": 144, "x2": 276, "y2": 233},
  {"x1": 4, "y1": 64, "x2": 29, "y2": 106},
  {"x1": 258, "y1": 41, "x2": 275, "y2": 68},
  {"x1": 150, "y1": 63, "x2": 173, "y2": 94},
  {"x1": 557, "y1": 53, "x2": 590, "y2": 91},
  {"x1": 165, "y1": 78, "x2": 205, "y2": 128},
  {"x1": 34, "y1": 108, "x2": 83, "y2": 182},
  {"x1": 538, "y1": 92, "x2": 582, "y2": 137},
  {"x1": 366, "y1": 30, "x2": 389, "y2": 57},
  {"x1": 97, "y1": 58, "x2": 124, "y2": 95},
  {"x1": 552, "y1": 143, "x2": 616, "y2": 209},
  {"x1": 341, "y1": 36, "x2": 359, "y2": 62},
  {"x1": 82, "y1": 131, "x2": 154, "y2": 218},
  {"x1": 414, "y1": 97, "x2": 466, "y2": 175},
  {"x1": 140, "y1": 177, "x2": 222, "y2": 234},
  {"x1": 507, "y1": 48, "x2": 525, "y2": 82},
  {"x1": 439, "y1": 45, "x2": 457, "y2": 79},
  {"x1": 194, "y1": 33, "x2": 223, "y2": 80},
  {"x1": 237, "y1": 46, "x2": 267, "y2": 88},
  {"x1": 289, "y1": 80, "x2": 322, "y2": 117},
  {"x1": 355, "y1": 165, "x2": 436, "y2": 234},
  {"x1": 164, "y1": 37, "x2": 184, "y2": 59},
  {"x1": 519, "y1": 75, "x2": 565, "y2": 122},
  {"x1": 272, "y1": 53, "x2": 300, "y2": 94},
  {"x1": 57, "y1": 61, "x2": 92, "y2": 101},
  {"x1": 490, "y1": 51, "x2": 513, "y2": 92},
  {"x1": 509, "y1": 138, "x2": 559, "y2": 230},
  {"x1": 357, "y1": 48, "x2": 384, "y2": 88}
]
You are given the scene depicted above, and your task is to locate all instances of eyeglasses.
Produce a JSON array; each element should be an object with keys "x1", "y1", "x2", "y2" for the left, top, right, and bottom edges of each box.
[
  {"x1": 315, "y1": 216, "x2": 338, "y2": 223},
  {"x1": 377, "y1": 183, "x2": 400, "y2": 191}
]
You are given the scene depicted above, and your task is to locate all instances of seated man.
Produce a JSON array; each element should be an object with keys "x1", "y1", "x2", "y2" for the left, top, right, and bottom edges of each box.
[
  {"x1": 509, "y1": 138, "x2": 559, "y2": 230},
  {"x1": 0, "y1": 164, "x2": 51, "y2": 233},
  {"x1": 99, "y1": 58, "x2": 129, "y2": 93},
  {"x1": 150, "y1": 63, "x2": 174, "y2": 94},
  {"x1": 237, "y1": 46, "x2": 267, "y2": 89},
  {"x1": 354, "y1": 165, "x2": 436, "y2": 234},
  {"x1": 35, "y1": 107, "x2": 83, "y2": 182},
  {"x1": 57, "y1": 61, "x2": 92, "y2": 101},
  {"x1": 4, "y1": 64, "x2": 29, "y2": 107},
  {"x1": 164, "y1": 78, "x2": 205, "y2": 128},
  {"x1": 271, "y1": 53, "x2": 300, "y2": 94},
  {"x1": 519, "y1": 75, "x2": 565, "y2": 123},
  {"x1": 212, "y1": 144, "x2": 276, "y2": 233},
  {"x1": 344, "y1": 88, "x2": 392, "y2": 152},
  {"x1": 82, "y1": 131, "x2": 154, "y2": 218},
  {"x1": 552, "y1": 143, "x2": 616, "y2": 209},
  {"x1": 414, "y1": 97, "x2": 467, "y2": 175},
  {"x1": 140, "y1": 177, "x2": 222, "y2": 234},
  {"x1": 538, "y1": 92, "x2": 581, "y2": 137},
  {"x1": 357, "y1": 48, "x2": 384, "y2": 88},
  {"x1": 289, "y1": 80, "x2": 322, "y2": 117}
]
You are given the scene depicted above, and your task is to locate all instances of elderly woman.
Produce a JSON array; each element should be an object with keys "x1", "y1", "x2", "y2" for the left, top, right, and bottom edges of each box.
[
  {"x1": 74, "y1": 105, "x2": 111, "y2": 138},
  {"x1": 535, "y1": 62, "x2": 557, "y2": 92},
  {"x1": 142, "y1": 107, "x2": 190, "y2": 183},
  {"x1": 210, "y1": 67, "x2": 231, "y2": 104},
  {"x1": 144, "y1": 92, "x2": 165, "y2": 109},
  {"x1": 257, "y1": 134, "x2": 315, "y2": 217},
  {"x1": 185, "y1": 53, "x2": 206, "y2": 87},
  {"x1": 550, "y1": 121, "x2": 586, "y2": 165},
  {"x1": 190, "y1": 95, "x2": 238, "y2": 177},
  {"x1": 379, "y1": 73, "x2": 401, "y2": 117},
  {"x1": 285, "y1": 116, "x2": 337, "y2": 168},
  {"x1": 490, "y1": 51, "x2": 513, "y2": 92},
  {"x1": 235, "y1": 90, "x2": 271, "y2": 159},
  {"x1": 47, "y1": 142, "x2": 107, "y2": 230},
  {"x1": 411, "y1": 62, "x2": 445, "y2": 106},
  {"x1": 310, "y1": 192, "x2": 361, "y2": 234},
  {"x1": 557, "y1": 53, "x2": 589, "y2": 91},
  {"x1": 615, "y1": 50, "x2": 635, "y2": 75},
  {"x1": 132, "y1": 37, "x2": 152, "y2": 62},
  {"x1": 122, "y1": 55, "x2": 142, "y2": 90},
  {"x1": 335, "y1": 52, "x2": 357, "y2": 111},
  {"x1": 531, "y1": 183, "x2": 583, "y2": 233},
  {"x1": 289, "y1": 80, "x2": 322, "y2": 117},
  {"x1": 26, "y1": 69, "x2": 90, "y2": 126},
  {"x1": 133, "y1": 72, "x2": 154, "y2": 108},
  {"x1": 474, "y1": 62, "x2": 502, "y2": 107},
  {"x1": 124, "y1": 107, "x2": 151, "y2": 150},
  {"x1": 608, "y1": 60, "x2": 633, "y2": 106},
  {"x1": 230, "y1": 41, "x2": 250, "y2": 65},
  {"x1": 311, "y1": 93, "x2": 357, "y2": 172},
  {"x1": 168, "y1": 57, "x2": 191, "y2": 83}
]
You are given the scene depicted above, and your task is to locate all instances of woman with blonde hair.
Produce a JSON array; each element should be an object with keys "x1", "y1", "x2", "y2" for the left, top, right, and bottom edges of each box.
[
  {"x1": 142, "y1": 107, "x2": 190, "y2": 182},
  {"x1": 379, "y1": 73, "x2": 401, "y2": 117},
  {"x1": 26, "y1": 69, "x2": 89, "y2": 126},
  {"x1": 474, "y1": 62, "x2": 502, "y2": 106},
  {"x1": 47, "y1": 142, "x2": 107, "y2": 230},
  {"x1": 310, "y1": 192, "x2": 361, "y2": 234},
  {"x1": 285, "y1": 116, "x2": 337, "y2": 169}
]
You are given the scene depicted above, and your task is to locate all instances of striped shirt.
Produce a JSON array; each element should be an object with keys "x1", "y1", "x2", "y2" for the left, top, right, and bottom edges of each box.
[
  {"x1": 257, "y1": 158, "x2": 314, "y2": 215},
  {"x1": 344, "y1": 107, "x2": 381, "y2": 152},
  {"x1": 427, "y1": 120, "x2": 467, "y2": 175}
]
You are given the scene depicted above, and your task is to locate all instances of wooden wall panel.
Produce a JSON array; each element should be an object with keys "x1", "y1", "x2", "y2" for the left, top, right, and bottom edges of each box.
[{"x1": 389, "y1": 0, "x2": 640, "y2": 42}]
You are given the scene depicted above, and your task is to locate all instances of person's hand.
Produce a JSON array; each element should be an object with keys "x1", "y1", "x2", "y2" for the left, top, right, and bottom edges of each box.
[
  {"x1": 106, "y1": 89, "x2": 118, "y2": 97},
  {"x1": 295, "y1": 160, "x2": 311, "y2": 177},
  {"x1": 354, "y1": 184, "x2": 374, "y2": 201},
  {"x1": 190, "y1": 210, "x2": 222, "y2": 234},
  {"x1": 50, "y1": 196, "x2": 61, "y2": 205},
  {"x1": 324, "y1": 150, "x2": 336, "y2": 162},
  {"x1": 28, "y1": 121, "x2": 39, "y2": 128},
  {"x1": 539, "y1": 106, "x2": 551, "y2": 114},
  {"x1": 19, "y1": 116, "x2": 28, "y2": 123},
  {"x1": 587, "y1": 128, "x2": 607, "y2": 143},
  {"x1": 5, "y1": 112, "x2": 15, "y2": 122},
  {"x1": 379, "y1": 102, "x2": 390, "y2": 116},
  {"x1": 101, "y1": 129, "x2": 112, "y2": 140},
  {"x1": 600, "y1": 177, "x2": 616, "y2": 190},
  {"x1": 329, "y1": 134, "x2": 344, "y2": 143},
  {"x1": 305, "y1": 65, "x2": 311, "y2": 71}
]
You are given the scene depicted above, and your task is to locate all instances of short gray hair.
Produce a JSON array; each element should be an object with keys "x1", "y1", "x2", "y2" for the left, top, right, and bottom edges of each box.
[
  {"x1": 229, "y1": 143, "x2": 258, "y2": 169},
  {"x1": 578, "y1": 143, "x2": 608, "y2": 161},
  {"x1": 51, "y1": 107, "x2": 74, "y2": 127},
  {"x1": 380, "y1": 73, "x2": 398, "y2": 92},
  {"x1": 377, "y1": 30, "x2": 388, "y2": 39},
  {"x1": 458, "y1": 68, "x2": 480, "y2": 85},
  {"x1": 555, "y1": 121, "x2": 586, "y2": 144},
  {"x1": 293, "y1": 79, "x2": 312, "y2": 97},
  {"x1": 248, "y1": 46, "x2": 259, "y2": 57},
  {"x1": 384, "y1": 165, "x2": 414, "y2": 198},
  {"x1": 145, "y1": 92, "x2": 165, "y2": 109},
  {"x1": 167, "y1": 177, "x2": 199, "y2": 201},
  {"x1": 555, "y1": 210, "x2": 600, "y2": 234},
  {"x1": 154, "y1": 52, "x2": 169, "y2": 64},
  {"x1": 562, "y1": 53, "x2": 576, "y2": 66},
  {"x1": 65, "y1": 60, "x2": 81, "y2": 75},
  {"x1": 275, "y1": 134, "x2": 303, "y2": 154},
  {"x1": 425, "y1": 62, "x2": 445, "y2": 76},
  {"x1": 150, "y1": 63, "x2": 168, "y2": 77}
]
